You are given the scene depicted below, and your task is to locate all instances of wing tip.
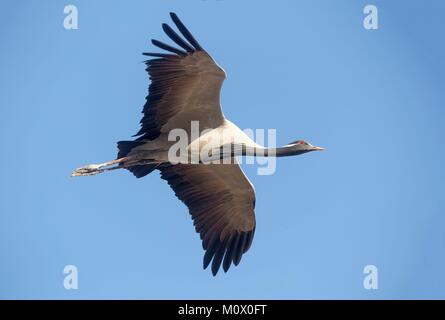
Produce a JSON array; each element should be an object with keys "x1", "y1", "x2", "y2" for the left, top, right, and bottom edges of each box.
[
  {"x1": 151, "y1": 39, "x2": 187, "y2": 56},
  {"x1": 203, "y1": 231, "x2": 254, "y2": 276},
  {"x1": 168, "y1": 12, "x2": 203, "y2": 51},
  {"x1": 169, "y1": 12, "x2": 178, "y2": 20},
  {"x1": 162, "y1": 22, "x2": 195, "y2": 53}
]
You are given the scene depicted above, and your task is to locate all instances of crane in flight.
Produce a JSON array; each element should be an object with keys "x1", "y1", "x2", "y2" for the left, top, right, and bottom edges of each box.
[{"x1": 72, "y1": 12, "x2": 324, "y2": 275}]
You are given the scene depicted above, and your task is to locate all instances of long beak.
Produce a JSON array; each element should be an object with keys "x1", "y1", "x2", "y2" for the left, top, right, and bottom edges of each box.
[{"x1": 312, "y1": 146, "x2": 325, "y2": 151}]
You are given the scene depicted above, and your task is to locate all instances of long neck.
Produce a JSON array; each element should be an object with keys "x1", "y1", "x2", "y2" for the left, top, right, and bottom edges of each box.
[
  {"x1": 225, "y1": 144, "x2": 297, "y2": 158},
  {"x1": 248, "y1": 146, "x2": 297, "y2": 157}
]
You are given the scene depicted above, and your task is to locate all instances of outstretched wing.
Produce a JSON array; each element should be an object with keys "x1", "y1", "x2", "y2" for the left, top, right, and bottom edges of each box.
[
  {"x1": 135, "y1": 12, "x2": 226, "y2": 140},
  {"x1": 159, "y1": 161, "x2": 256, "y2": 275}
]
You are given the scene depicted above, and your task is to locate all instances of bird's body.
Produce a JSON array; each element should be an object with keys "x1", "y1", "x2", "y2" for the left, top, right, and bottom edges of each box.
[
  {"x1": 123, "y1": 119, "x2": 261, "y2": 164},
  {"x1": 72, "y1": 13, "x2": 324, "y2": 275}
]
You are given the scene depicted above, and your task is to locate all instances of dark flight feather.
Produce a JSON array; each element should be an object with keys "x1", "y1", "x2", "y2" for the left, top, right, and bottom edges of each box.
[
  {"x1": 169, "y1": 12, "x2": 203, "y2": 51},
  {"x1": 151, "y1": 39, "x2": 187, "y2": 56},
  {"x1": 142, "y1": 52, "x2": 176, "y2": 58},
  {"x1": 162, "y1": 23, "x2": 195, "y2": 52}
]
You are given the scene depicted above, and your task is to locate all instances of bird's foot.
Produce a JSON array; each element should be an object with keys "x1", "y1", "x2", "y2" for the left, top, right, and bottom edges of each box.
[
  {"x1": 71, "y1": 157, "x2": 129, "y2": 177},
  {"x1": 71, "y1": 164, "x2": 104, "y2": 177}
]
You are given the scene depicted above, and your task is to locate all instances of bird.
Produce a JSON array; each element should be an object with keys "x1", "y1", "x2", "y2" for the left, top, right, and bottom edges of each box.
[{"x1": 71, "y1": 12, "x2": 324, "y2": 276}]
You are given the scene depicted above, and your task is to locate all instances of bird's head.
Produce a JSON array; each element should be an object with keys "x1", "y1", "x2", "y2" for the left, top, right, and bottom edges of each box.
[{"x1": 284, "y1": 140, "x2": 325, "y2": 155}]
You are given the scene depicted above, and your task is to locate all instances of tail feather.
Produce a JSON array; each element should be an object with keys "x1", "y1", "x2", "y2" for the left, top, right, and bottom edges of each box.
[
  {"x1": 128, "y1": 164, "x2": 160, "y2": 178},
  {"x1": 117, "y1": 140, "x2": 146, "y2": 159},
  {"x1": 117, "y1": 140, "x2": 159, "y2": 178}
]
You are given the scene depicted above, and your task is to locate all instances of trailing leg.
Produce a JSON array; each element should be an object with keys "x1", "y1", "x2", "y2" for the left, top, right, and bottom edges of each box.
[{"x1": 71, "y1": 157, "x2": 128, "y2": 177}]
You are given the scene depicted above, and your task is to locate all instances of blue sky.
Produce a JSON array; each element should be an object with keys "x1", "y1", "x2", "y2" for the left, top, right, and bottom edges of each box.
[{"x1": 1, "y1": 0, "x2": 444, "y2": 299}]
